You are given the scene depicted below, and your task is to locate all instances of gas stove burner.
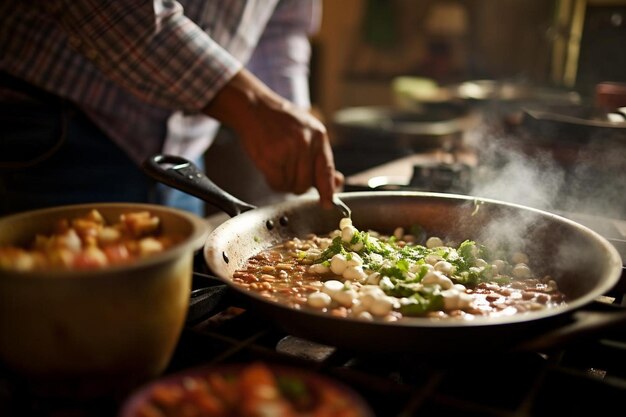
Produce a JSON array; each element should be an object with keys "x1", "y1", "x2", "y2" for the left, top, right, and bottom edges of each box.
[{"x1": 408, "y1": 161, "x2": 473, "y2": 193}]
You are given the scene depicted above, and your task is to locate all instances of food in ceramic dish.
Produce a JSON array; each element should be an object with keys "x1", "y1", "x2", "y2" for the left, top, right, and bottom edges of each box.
[
  {"x1": 119, "y1": 362, "x2": 373, "y2": 417},
  {"x1": 232, "y1": 217, "x2": 566, "y2": 321},
  {"x1": 0, "y1": 209, "x2": 184, "y2": 271},
  {"x1": 0, "y1": 203, "x2": 208, "y2": 399}
]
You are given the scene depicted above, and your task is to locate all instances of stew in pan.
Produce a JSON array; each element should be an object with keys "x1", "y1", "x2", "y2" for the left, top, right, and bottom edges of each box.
[{"x1": 233, "y1": 217, "x2": 567, "y2": 321}]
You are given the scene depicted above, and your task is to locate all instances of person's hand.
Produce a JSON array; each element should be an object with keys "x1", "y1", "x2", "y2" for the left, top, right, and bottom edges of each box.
[{"x1": 203, "y1": 69, "x2": 343, "y2": 208}]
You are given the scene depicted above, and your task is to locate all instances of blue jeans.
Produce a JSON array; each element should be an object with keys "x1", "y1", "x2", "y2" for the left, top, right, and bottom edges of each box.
[{"x1": 0, "y1": 98, "x2": 205, "y2": 216}]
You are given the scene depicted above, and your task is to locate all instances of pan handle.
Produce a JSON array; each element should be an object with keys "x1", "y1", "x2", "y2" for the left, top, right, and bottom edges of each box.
[
  {"x1": 143, "y1": 154, "x2": 256, "y2": 217},
  {"x1": 516, "y1": 303, "x2": 626, "y2": 352}
]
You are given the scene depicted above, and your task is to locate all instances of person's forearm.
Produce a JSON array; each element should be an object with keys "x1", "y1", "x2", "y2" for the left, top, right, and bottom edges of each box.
[
  {"x1": 202, "y1": 67, "x2": 340, "y2": 207},
  {"x1": 202, "y1": 69, "x2": 285, "y2": 136}
]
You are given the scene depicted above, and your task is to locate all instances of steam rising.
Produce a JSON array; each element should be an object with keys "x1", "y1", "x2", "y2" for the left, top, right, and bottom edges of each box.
[
  {"x1": 465, "y1": 124, "x2": 626, "y2": 219},
  {"x1": 461, "y1": 123, "x2": 625, "y2": 277}
]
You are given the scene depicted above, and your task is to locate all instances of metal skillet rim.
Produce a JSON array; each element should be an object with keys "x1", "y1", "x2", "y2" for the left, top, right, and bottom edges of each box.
[{"x1": 203, "y1": 191, "x2": 623, "y2": 329}]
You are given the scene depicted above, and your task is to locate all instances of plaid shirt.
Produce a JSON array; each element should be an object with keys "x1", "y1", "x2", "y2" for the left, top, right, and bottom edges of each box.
[{"x1": 0, "y1": 0, "x2": 319, "y2": 164}]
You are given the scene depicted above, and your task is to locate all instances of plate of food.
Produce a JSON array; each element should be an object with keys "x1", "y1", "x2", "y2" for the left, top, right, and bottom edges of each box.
[{"x1": 118, "y1": 362, "x2": 374, "y2": 417}]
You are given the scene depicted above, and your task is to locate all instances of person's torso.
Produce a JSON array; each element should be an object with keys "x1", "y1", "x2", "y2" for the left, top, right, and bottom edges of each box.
[{"x1": 0, "y1": 0, "x2": 280, "y2": 163}]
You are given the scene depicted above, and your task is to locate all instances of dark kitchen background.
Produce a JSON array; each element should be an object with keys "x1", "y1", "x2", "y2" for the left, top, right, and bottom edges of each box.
[{"x1": 204, "y1": 0, "x2": 626, "y2": 222}]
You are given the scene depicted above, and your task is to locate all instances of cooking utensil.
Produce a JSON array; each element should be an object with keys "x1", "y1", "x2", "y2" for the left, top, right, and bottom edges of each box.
[
  {"x1": 520, "y1": 104, "x2": 626, "y2": 143},
  {"x1": 143, "y1": 155, "x2": 624, "y2": 354},
  {"x1": 144, "y1": 154, "x2": 255, "y2": 217},
  {"x1": 144, "y1": 153, "x2": 352, "y2": 219},
  {"x1": 333, "y1": 194, "x2": 351, "y2": 218},
  {"x1": 0, "y1": 203, "x2": 208, "y2": 398},
  {"x1": 332, "y1": 103, "x2": 477, "y2": 153}
]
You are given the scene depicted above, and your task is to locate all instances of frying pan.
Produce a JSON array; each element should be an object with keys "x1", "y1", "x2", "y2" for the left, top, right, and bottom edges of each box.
[{"x1": 143, "y1": 155, "x2": 624, "y2": 354}]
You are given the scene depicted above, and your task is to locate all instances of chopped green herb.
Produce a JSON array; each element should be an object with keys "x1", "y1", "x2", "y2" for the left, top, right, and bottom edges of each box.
[
  {"x1": 316, "y1": 236, "x2": 346, "y2": 263},
  {"x1": 399, "y1": 292, "x2": 444, "y2": 316}
]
